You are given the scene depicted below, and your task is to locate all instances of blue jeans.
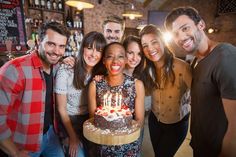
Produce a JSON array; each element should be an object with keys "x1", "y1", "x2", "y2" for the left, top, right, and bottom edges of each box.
[
  {"x1": 64, "y1": 144, "x2": 85, "y2": 157},
  {"x1": 28, "y1": 126, "x2": 64, "y2": 157}
]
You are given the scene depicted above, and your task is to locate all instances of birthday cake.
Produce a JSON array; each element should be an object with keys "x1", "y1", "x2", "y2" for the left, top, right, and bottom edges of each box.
[{"x1": 94, "y1": 105, "x2": 133, "y2": 131}]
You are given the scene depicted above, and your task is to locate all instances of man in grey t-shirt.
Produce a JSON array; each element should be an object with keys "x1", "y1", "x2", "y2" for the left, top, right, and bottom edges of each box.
[{"x1": 165, "y1": 6, "x2": 236, "y2": 157}]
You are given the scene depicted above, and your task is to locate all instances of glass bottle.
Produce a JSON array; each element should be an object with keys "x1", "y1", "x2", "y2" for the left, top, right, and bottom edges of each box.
[
  {"x1": 34, "y1": 0, "x2": 40, "y2": 8},
  {"x1": 58, "y1": 0, "x2": 63, "y2": 10},
  {"x1": 29, "y1": 0, "x2": 34, "y2": 7},
  {"x1": 66, "y1": 9, "x2": 73, "y2": 28},
  {"x1": 40, "y1": 0, "x2": 45, "y2": 8},
  {"x1": 73, "y1": 14, "x2": 79, "y2": 28},
  {"x1": 52, "y1": 0, "x2": 57, "y2": 10},
  {"x1": 46, "y1": 0, "x2": 51, "y2": 10}
]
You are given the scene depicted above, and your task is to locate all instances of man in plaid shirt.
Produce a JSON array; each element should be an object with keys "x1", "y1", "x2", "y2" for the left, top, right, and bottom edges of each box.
[{"x1": 0, "y1": 22, "x2": 70, "y2": 157}]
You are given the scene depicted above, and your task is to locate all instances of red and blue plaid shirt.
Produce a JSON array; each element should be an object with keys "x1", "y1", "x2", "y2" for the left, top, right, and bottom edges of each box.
[{"x1": 0, "y1": 51, "x2": 57, "y2": 151}]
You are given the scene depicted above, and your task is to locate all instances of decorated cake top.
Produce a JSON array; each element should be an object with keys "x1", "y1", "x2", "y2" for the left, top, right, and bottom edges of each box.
[{"x1": 95, "y1": 105, "x2": 132, "y2": 121}]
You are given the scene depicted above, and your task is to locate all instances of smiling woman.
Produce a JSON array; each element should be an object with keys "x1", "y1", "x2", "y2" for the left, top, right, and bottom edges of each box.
[
  {"x1": 139, "y1": 24, "x2": 192, "y2": 157},
  {"x1": 54, "y1": 31, "x2": 106, "y2": 157},
  {"x1": 88, "y1": 42, "x2": 145, "y2": 157}
]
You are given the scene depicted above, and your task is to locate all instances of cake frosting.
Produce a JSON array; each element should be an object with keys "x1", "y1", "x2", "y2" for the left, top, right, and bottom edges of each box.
[{"x1": 94, "y1": 105, "x2": 133, "y2": 131}]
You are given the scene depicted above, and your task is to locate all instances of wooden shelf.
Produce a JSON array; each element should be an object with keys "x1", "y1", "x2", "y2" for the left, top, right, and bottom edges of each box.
[{"x1": 28, "y1": 7, "x2": 64, "y2": 14}]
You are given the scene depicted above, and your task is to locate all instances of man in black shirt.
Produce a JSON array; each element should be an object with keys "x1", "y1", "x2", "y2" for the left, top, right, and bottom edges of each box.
[{"x1": 165, "y1": 6, "x2": 236, "y2": 157}]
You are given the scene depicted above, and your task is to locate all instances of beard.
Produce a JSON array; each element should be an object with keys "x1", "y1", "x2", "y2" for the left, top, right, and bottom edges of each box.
[
  {"x1": 38, "y1": 45, "x2": 50, "y2": 64},
  {"x1": 187, "y1": 29, "x2": 203, "y2": 55},
  {"x1": 38, "y1": 45, "x2": 61, "y2": 66}
]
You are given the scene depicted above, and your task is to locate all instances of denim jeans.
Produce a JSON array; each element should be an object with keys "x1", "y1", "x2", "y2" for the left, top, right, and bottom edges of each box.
[
  {"x1": 64, "y1": 144, "x2": 85, "y2": 157},
  {"x1": 28, "y1": 125, "x2": 64, "y2": 157}
]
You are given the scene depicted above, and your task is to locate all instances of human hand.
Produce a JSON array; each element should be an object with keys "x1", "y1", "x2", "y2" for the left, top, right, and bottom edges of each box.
[
  {"x1": 69, "y1": 138, "x2": 82, "y2": 157},
  {"x1": 11, "y1": 149, "x2": 29, "y2": 157},
  {"x1": 62, "y1": 56, "x2": 75, "y2": 67},
  {"x1": 93, "y1": 75, "x2": 103, "y2": 82}
]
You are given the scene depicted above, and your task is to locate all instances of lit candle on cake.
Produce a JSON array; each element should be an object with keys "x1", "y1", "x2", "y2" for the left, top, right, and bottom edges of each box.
[
  {"x1": 115, "y1": 93, "x2": 118, "y2": 107},
  {"x1": 103, "y1": 93, "x2": 107, "y2": 107},
  {"x1": 108, "y1": 94, "x2": 112, "y2": 108},
  {"x1": 119, "y1": 94, "x2": 122, "y2": 108}
]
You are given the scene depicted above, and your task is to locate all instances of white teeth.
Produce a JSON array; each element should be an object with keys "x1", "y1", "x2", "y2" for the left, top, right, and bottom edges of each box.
[
  {"x1": 49, "y1": 54, "x2": 58, "y2": 59},
  {"x1": 111, "y1": 65, "x2": 120, "y2": 70},
  {"x1": 183, "y1": 39, "x2": 192, "y2": 47},
  {"x1": 89, "y1": 58, "x2": 96, "y2": 62},
  {"x1": 150, "y1": 51, "x2": 157, "y2": 56}
]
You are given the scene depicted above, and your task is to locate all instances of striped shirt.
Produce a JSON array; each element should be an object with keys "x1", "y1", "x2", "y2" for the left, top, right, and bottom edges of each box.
[{"x1": 0, "y1": 51, "x2": 56, "y2": 151}]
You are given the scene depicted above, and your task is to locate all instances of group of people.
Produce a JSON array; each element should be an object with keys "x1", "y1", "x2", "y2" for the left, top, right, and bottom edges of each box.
[{"x1": 0, "y1": 6, "x2": 235, "y2": 157}]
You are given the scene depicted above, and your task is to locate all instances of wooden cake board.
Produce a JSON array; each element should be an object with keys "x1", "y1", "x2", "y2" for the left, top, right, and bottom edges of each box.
[{"x1": 83, "y1": 118, "x2": 140, "y2": 145}]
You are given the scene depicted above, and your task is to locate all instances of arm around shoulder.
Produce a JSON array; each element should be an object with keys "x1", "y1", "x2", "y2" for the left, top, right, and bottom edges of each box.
[
  {"x1": 88, "y1": 81, "x2": 97, "y2": 118},
  {"x1": 184, "y1": 63, "x2": 192, "y2": 89},
  {"x1": 134, "y1": 79, "x2": 145, "y2": 127}
]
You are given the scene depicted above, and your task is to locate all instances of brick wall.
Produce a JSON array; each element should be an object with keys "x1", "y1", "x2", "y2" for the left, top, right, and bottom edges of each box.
[
  {"x1": 159, "y1": 0, "x2": 236, "y2": 45},
  {"x1": 83, "y1": 0, "x2": 147, "y2": 34},
  {"x1": 82, "y1": 0, "x2": 235, "y2": 56}
]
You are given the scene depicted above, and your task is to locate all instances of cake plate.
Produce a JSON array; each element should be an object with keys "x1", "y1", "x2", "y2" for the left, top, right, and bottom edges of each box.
[{"x1": 83, "y1": 118, "x2": 140, "y2": 145}]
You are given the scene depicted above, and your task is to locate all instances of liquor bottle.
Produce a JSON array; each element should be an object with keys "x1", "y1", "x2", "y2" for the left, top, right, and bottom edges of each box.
[
  {"x1": 66, "y1": 9, "x2": 73, "y2": 28},
  {"x1": 46, "y1": 0, "x2": 51, "y2": 10},
  {"x1": 40, "y1": 0, "x2": 45, "y2": 8},
  {"x1": 58, "y1": 0, "x2": 63, "y2": 10},
  {"x1": 29, "y1": 0, "x2": 34, "y2": 7},
  {"x1": 78, "y1": 17, "x2": 82, "y2": 29},
  {"x1": 52, "y1": 0, "x2": 57, "y2": 10},
  {"x1": 34, "y1": 0, "x2": 40, "y2": 8},
  {"x1": 34, "y1": 18, "x2": 39, "y2": 27},
  {"x1": 73, "y1": 14, "x2": 79, "y2": 28}
]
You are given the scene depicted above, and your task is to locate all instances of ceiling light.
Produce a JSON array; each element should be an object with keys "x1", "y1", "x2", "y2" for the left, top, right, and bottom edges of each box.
[
  {"x1": 122, "y1": 3, "x2": 143, "y2": 20},
  {"x1": 208, "y1": 28, "x2": 214, "y2": 34},
  {"x1": 65, "y1": 0, "x2": 94, "y2": 10}
]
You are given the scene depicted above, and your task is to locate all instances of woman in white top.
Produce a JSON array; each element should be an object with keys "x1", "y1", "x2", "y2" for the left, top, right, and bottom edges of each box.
[{"x1": 54, "y1": 31, "x2": 106, "y2": 157}]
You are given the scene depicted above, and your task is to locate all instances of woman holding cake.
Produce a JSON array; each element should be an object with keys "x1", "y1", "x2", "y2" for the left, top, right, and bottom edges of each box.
[
  {"x1": 54, "y1": 31, "x2": 106, "y2": 157},
  {"x1": 139, "y1": 24, "x2": 192, "y2": 157},
  {"x1": 88, "y1": 42, "x2": 145, "y2": 157}
]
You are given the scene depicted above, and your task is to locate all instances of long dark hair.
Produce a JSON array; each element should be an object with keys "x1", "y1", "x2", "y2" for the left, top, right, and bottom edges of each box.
[
  {"x1": 139, "y1": 24, "x2": 175, "y2": 93},
  {"x1": 123, "y1": 35, "x2": 147, "y2": 80},
  {"x1": 73, "y1": 31, "x2": 107, "y2": 89}
]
